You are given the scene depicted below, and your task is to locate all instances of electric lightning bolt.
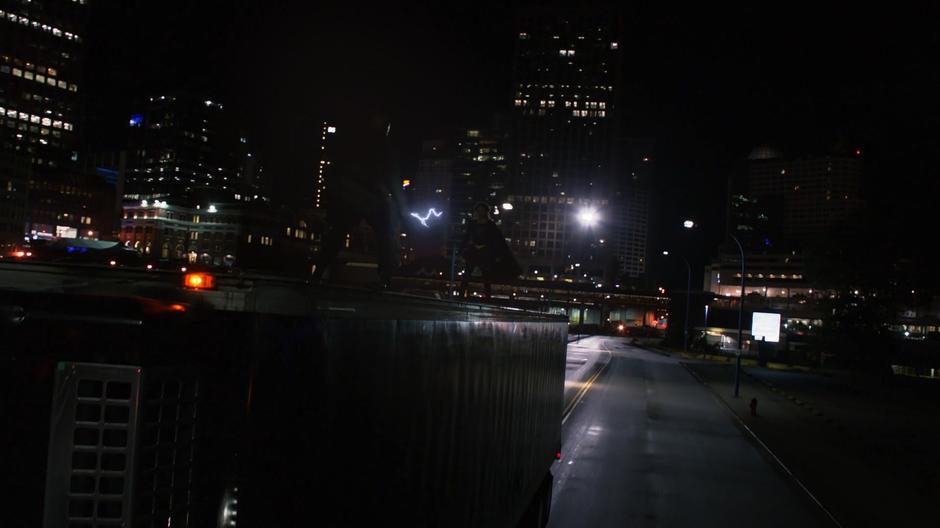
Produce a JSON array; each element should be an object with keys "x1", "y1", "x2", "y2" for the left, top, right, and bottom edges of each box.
[{"x1": 410, "y1": 208, "x2": 443, "y2": 227}]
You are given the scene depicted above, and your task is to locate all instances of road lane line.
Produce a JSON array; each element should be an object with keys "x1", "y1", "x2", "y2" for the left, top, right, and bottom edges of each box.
[{"x1": 562, "y1": 339, "x2": 613, "y2": 425}]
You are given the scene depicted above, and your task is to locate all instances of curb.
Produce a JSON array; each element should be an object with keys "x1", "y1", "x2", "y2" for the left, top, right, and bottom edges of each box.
[{"x1": 743, "y1": 370, "x2": 844, "y2": 432}]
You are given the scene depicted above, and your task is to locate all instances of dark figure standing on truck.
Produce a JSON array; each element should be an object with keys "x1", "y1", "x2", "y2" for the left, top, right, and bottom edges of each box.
[{"x1": 459, "y1": 203, "x2": 520, "y2": 298}]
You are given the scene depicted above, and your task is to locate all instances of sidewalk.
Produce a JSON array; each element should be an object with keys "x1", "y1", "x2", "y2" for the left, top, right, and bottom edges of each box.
[{"x1": 685, "y1": 362, "x2": 934, "y2": 527}]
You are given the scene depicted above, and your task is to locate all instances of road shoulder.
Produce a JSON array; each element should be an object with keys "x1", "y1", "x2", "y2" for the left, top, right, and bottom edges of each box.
[{"x1": 683, "y1": 361, "x2": 933, "y2": 527}]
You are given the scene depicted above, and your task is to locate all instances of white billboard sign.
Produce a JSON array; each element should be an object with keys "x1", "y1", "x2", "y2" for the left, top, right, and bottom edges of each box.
[{"x1": 751, "y1": 312, "x2": 781, "y2": 343}]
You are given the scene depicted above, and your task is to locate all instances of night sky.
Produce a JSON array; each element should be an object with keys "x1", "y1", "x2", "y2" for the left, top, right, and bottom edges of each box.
[{"x1": 84, "y1": 2, "x2": 940, "y2": 285}]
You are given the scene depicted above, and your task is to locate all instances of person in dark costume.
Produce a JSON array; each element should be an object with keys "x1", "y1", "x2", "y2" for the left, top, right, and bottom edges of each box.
[{"x1": 459, "y1": 203, "x2": 520, "y2": 298}]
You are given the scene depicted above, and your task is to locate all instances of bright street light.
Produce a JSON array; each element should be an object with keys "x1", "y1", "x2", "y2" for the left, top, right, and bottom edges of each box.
[
  {"x1": 683, "y1": 220, "x2": 695, "y2": 229},
  {"x1": 577, "y1": 207, "x2": 600, "y2": 227},
  {"x1": 501, "y1": 202, "x2": 514, "y2": 210},
  {"x1": 662, "y1": 250, "x2": 669, "y2": 256}
]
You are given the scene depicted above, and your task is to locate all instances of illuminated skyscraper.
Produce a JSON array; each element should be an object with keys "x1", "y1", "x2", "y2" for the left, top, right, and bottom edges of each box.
[
  {"x1": 0, "y1": 0, "x2": 108, "y2": 245},
  {"x1": 315, "y1": 122, "x2": 337, "y2": 210},
  {"x1": 124, "y1": 94, "x2": 264, "y2": 205},
  {"x1": 504, "y1": 7, "x2": 623, "y2": 280}
]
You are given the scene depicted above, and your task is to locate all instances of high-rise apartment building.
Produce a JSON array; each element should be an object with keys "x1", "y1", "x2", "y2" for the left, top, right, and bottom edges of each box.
[
  {"x1": 746, "y1": 145, "x2": 863, "y2": 244},
  {"x1": 0, "y1": 0, "x2": 113, "y2": 247},
  {"x1": 505, "y1": 7, "x2": 622, "y2": 279},
  {"x1": 612, "y1": 138, "x2": 652, "y2": 278},
  {"x1": 314, "y1": 121, "x2": 336, "y2": 210},
  {"x1": 124, "y1": 94, "x2": 265, "y2": 206},
  {"x1": 451, "y1": 126, "x2": 509, "y2": 229},
  {"x1": 725, "y1": 192, "x2": 782, "y2": 253}
]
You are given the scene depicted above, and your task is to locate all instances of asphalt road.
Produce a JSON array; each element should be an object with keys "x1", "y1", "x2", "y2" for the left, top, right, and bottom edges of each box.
[
  {"x1": 549, "y1": 337, "x2": 829, "y2": 528},
  {"x1": 564, "y1": 336, "x2": 612, "y2": 410}
]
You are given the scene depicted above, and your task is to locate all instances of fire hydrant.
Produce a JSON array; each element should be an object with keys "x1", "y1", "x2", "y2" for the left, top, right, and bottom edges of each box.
[{"x1": 749, "y1": 397, "x2": 758, "y2": 417}]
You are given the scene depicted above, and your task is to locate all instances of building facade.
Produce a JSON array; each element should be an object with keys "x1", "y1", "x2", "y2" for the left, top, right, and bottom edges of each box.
[
  {"x1": 611, "y1": 138, "x2": 652, "y2": 278},
  {"x1": 746, "y1": 146, "x2": 863, "y2": 244},
  {"x1": 0, "y1": 0, "x2": 114, "y2": 248},
  {"x1": 118, "y1": 199, "x2": 321, "y2": 273},
  {"x1": 124, "y1": 93, "x2": 266, "y2": 206},
  {"x1": 506, "y1": 7, "x2": 623, "y2": 279},
  {"x1": 314, "y1": 121, "x2": 336, "y2": 210}
]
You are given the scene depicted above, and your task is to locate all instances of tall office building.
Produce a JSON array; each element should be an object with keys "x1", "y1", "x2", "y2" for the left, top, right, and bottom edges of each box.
[
  {"x1": 314, "y1": 121, "x2": 336, "y2": 210},
  {"x1": 746, "y1": 145, "x2": 863, "y2": 244},
  {"x1": 505, "y1": 7, "x2": 622, "y2": 279},
  {"x1": 612, "y1": 138, "x2": 652, "y2": 278},
  {"x1": 0, "y1": 0, "x2": 113, "y2": 246},
  {"x1": 725, "y1": 192, "x2": 782, "y2": 253},
  {"x1": 451, "y1": 125, "x2": 509, "y2": 229},
  {"x1": 124, "y1": 93, "x2": 265, "y2": 206}
]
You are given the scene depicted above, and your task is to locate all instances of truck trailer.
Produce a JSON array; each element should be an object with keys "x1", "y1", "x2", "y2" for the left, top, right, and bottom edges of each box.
[{"x1": 0, "y1": 261, "x2": 567, "y2": 527}]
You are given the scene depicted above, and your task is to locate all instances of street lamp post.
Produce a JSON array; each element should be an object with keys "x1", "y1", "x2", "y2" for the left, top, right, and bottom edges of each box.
[
  {"x1": 728, "y1": 234, "x2": 746, "y2": 398},
  {"x1": 662, "y1": 251, "x2": 692, "y2": 353},
  {"x1": 577, "y1": 206, "x2": 600, "y2": 283},
  {"x1": 683, "y1": 220, "x2": 746, "y2": 397}
]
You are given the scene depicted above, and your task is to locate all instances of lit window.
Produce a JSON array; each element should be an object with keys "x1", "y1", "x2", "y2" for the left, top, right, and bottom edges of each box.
[{"x1": 610, "y1": 42, "x2": 619, "y2": 50}]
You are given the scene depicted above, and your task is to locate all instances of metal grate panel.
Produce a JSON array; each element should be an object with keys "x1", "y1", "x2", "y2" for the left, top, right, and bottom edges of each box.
[
  {"x1": 44, "y1": 364, "x2": 200, "y2": 528},
  {"x1": 134, "y1": 376, "x2": 199, "y2": 528},
  {"x1": 44, "y1": 364, "x2": 140, "y2": 528}
]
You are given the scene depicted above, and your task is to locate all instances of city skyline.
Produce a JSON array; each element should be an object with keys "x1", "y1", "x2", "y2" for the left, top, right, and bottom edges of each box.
[
  {"x1": 1, "y1": 2, "x2": 938, "y2": 288},
  {"x1": 5, "y1": 4, "x2": 940, "y2": 527},
  {"x1": 76, "y1": 5, "x2": 940, "y2": 268}
]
